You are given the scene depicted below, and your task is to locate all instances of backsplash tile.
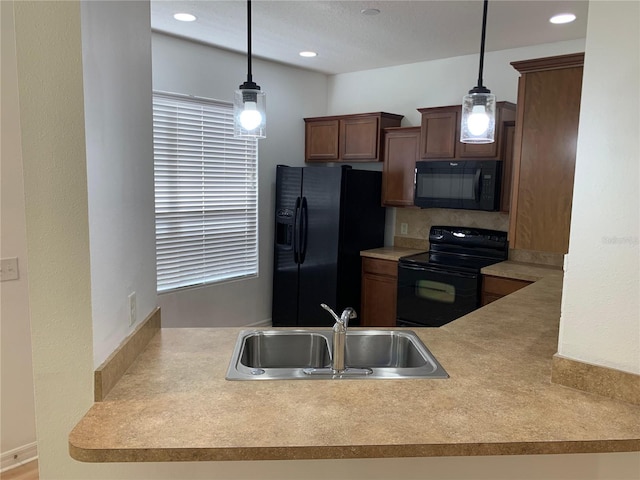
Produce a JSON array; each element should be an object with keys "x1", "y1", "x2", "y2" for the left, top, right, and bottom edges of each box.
[
  {"x1": 394, "y1": 208, "x2": 509, "y2": 246},
  {"x1": 393, "y1": 236, "x2": 429, "y2": 249}
]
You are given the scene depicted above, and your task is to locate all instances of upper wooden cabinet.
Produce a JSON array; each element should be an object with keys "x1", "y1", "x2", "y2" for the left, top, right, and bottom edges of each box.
[
  {"x1": 417, "y1": 102, "x2": 516, "y2": 160},
  {"x1": 499, "y1": 121, "x2": 516, "y2": 213},
  {"x1": 419, "y1": 109, "x2": 458, "y2": 158},
  {"x1": 509, "y1": 53, "x2": 584, "y2": 254},
  {"x1": 381, "y1": 127, "x2": 420, "y2": 207},
  {"x1": 304, "y1": 119, "x2": 339, "y2": 161},
  {"x1": 304, "y1": 112, "x2": 403, "y2": 163}
]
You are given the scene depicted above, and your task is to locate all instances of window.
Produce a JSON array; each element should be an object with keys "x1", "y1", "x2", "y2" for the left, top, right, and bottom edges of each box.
[{"x1": 152, "y1": 92, "x2": 258, "y2": 292}]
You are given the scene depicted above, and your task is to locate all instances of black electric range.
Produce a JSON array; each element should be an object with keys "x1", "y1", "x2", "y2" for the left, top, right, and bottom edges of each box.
[{"x1": 396, "y1": 226, "x2": 508, "y2": 327}]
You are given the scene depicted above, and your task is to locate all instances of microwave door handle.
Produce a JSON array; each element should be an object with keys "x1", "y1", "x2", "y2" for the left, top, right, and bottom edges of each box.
[{"x1": 473, "y1": 167, "x2": 482, "y2": 202}]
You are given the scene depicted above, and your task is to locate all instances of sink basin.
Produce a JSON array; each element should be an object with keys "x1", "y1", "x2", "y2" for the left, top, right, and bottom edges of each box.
[
  {"x1": 240, "y1": 331, "x2": 331, "y2": 369},
  {"x1": 226, "y1": 329, "x2": 448, "y2": 380},
  {"x1": 345, "y1": 330, "x2": 433, "y2": 368}
]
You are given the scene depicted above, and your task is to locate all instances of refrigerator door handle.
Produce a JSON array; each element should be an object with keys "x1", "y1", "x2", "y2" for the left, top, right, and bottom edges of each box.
[
  {"x1": 299, "y1": 197, "x2": 309, "y2": 264},
  {"x1": 293, "y1": 196, "x2": 301, "y2": 264}
]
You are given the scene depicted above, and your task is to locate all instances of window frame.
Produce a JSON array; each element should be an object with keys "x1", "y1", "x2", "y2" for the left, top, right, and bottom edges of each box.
[{"x1": 152, "y1": 91, "x2": 259, "y2": 293}]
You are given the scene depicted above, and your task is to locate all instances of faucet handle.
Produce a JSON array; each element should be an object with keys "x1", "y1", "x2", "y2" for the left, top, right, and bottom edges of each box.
[{"x1": 320, "y1": 303, "x2": 340, "y2": 323}]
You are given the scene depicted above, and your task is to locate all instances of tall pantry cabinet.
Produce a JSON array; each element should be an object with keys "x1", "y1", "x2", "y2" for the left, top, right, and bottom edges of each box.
[{"x1": 509, "y1": 53, "x2": 584, "y2": 254}]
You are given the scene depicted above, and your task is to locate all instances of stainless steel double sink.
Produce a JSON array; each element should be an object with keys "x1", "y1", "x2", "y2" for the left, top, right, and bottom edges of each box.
[{"x1": 226, "y1": 329, "x2": 449, "y2": 380}]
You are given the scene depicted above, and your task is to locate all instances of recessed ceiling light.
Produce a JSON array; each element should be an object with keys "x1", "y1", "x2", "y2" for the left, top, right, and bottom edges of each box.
[
  {"x1": 299, "y1": 51, "x2": 318, "y2": 58},
  {"x1": 361, "y1": 8, "x2": 381, "y2": 16},
  {"x1": 173, "y1": 12, "x2": 196, "y2": 22},
  {"x1": 549, "y1": 13, "x2": 576, "y2": 24}
]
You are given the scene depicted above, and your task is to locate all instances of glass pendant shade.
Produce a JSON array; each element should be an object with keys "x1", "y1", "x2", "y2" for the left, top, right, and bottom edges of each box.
[
  {"x1": 234, "y1": 87, "x2": 266, "y2": 139},
  {"x1": 460, "y1": 91, "x2": 496, "y2": 143},
  {"x1": 460, "y1": 0, "x2": 495, "y2": 144}
]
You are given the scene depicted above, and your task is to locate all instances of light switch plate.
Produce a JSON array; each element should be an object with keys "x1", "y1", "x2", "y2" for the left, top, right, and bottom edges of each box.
[
  {"x1": 400, "y1": 223, "x2": 408, "y2": 235},
  {"x1": 0, "y1": 257, "x2": 19, "y2": 281}
]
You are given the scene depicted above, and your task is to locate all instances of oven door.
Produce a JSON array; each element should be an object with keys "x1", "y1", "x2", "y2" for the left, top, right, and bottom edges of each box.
[{"x1": 396, "y1": 263, "x2": 480, "y2": 327}]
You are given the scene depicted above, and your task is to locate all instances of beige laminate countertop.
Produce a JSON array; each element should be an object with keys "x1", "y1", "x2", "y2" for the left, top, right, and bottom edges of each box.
[
  {"x1": 360, "y1": 246, "x2": 426, "y2": 261},
  {"x1": 481, "y1": 260, "x2": 563, "y2": 282},
  {"x1": 69, "y1": 262, "x2": 640, "y2": 463}
]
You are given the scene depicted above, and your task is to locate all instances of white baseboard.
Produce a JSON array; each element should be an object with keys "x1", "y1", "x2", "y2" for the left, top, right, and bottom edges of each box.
[
  {"x1": 1, "y1": 442, "x2": 38, "y2": 472},
  {"x1": 244, "y1": 318, "x2": 272, "y2": 327}
]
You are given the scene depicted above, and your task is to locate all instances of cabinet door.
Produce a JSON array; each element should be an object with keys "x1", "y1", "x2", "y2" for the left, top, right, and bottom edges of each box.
[
  {"x1": 458, "y1": 137, "x2": 498, "y2": 158},
  {"x1": 382, "y1": 127, "x2": 420, "y2": 206},
  {"x1": 510, "y1": 62, "x2": 583, "y2": 254},
  {"x1": 499, "y1": 122, "x2": 516, "y2": 212},
  {"x1": 361, "y1": 258, "x2": 398, "y2": 327},
  {"x1": 361, "y1": 273, "x2": 397, "y2": 327},
  {"x1": 339, "y1": 116, "x2": 379, "y2": 161},
  {"x1": 305, "y1": 119, "x2": 339, "y2": 162},
  {"x1": 419, "y1": 110, "x2": 458, "y2": 159}
]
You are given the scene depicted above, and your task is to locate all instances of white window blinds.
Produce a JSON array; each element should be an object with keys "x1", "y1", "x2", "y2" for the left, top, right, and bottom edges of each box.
[{"x1": 152, "y1": 92, "x2": 258, "y2": 292}]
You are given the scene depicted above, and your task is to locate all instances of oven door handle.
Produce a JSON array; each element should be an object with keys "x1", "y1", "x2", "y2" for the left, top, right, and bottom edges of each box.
[{"x1": 399, "y1": 264, "x2": 478, "y2": 279}]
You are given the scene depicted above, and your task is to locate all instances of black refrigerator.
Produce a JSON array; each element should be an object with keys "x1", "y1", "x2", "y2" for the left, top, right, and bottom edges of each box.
[{"x1": 272, "y1": 165, "x2": 385, "y2": 327}]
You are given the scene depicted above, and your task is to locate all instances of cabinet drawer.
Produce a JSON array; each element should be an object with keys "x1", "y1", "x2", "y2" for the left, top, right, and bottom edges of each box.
[
  {"x1": 482, "y1": 275, "x2": 532, "y2": 296},
  {"x1": 362, "y1": 257, "x2": 397, "y2": 277}
]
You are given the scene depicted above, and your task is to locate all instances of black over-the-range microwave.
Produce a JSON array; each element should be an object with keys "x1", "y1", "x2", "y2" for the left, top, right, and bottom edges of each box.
[{"x1": 414, "y1": 160, "x2": 502, "y2": 211}]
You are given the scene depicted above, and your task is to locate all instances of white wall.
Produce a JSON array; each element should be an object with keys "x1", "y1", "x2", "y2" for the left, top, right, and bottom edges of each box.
[
  {"x1": 558, "y1": 0, "x2": 640, "y2": 374},
  {"x1": 152, "y1": 33, "x2": 328, "y2": 327},
  {"x1": 0, "y1": 0, "x2": 37, "y2": 459},
  {"x1": 13, "y1": 1, "x2": 95, "y2": 477},
  {"x1": 81, "y1": 1, "x2": 158, "y2": 368},
  {"x1": 12, "y1": 1, "x2": 640, "y2": 479},
  {"x1": 327, "y1": 39, "x2": 586, "y2": 125}
]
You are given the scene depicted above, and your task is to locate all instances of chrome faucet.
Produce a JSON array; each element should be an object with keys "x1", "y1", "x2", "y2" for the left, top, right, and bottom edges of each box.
[{"x1": 321, "y1": 303, "x2": 357, "y2": 373}]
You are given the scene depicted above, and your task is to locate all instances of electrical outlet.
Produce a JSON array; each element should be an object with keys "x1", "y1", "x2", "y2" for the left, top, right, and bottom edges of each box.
[
  {"x1": 400, "y1": 223, "x2": 408, "y2": 235},
  {"x1": 128, "y1": 292, "x2": 137, "y2": 326},
  {"x1": 0, "y1": 257, "x2": 19, "y2": 281}
]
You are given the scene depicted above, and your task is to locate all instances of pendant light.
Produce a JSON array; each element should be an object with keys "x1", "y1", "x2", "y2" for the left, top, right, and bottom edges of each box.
[
  {"x1": 234, "y1": 0, "x2": 266, "y2": 139},
  {"x1": 460, "y1": 0, "x2": 496, "y2": 144}
]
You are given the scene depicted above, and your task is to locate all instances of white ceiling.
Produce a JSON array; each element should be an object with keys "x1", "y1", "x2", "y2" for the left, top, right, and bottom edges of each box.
[{"x1": 150, "y1": 0, "x2": 589, "y2": 75}]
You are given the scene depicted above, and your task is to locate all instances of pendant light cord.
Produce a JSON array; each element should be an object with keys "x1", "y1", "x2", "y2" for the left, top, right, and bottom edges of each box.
[
  {"x1": 246, "y1": 0, "x2": 253, "y2": 83},
  {"x1": 476, "y1": 0, "x2": 488, "y2": 89}
]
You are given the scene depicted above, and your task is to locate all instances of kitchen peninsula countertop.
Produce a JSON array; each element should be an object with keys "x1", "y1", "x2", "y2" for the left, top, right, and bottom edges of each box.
[{"x1": 69, "y1": 263, "x2": 640, "y2": 462}]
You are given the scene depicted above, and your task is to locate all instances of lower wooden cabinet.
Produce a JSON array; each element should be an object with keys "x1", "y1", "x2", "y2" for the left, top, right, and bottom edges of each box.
[
  {"x1": 360, "y1": 257, "x2": 398, "y2": 327},
  {"x1": 481, "y1": 275, "x2": 532, "y2": 306}
]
